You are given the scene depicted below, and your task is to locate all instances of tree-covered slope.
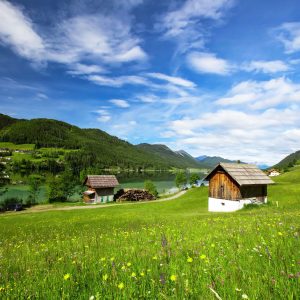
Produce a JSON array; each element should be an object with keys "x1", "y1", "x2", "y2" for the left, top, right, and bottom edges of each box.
[
  {"x1": 0, "y1": 113, "x2": 18, "y2": 130},
  {"x1": 195, "y1": 155, "x2": 238, "y2": 168},
  {"x1": 273, "y1": 150, "x2": 300, "y2": 169},
  {"x1": 0, "y1": 114, "x2": 200, "y2": 169}
]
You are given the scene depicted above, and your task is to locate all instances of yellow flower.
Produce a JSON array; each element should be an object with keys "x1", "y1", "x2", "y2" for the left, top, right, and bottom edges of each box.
[
  {"x1": 131, "y1": 272, "x2": 136, "y2": 277},
  {"x1": 102, "y1": 274, "x2": 108, "y2": 281},
  {"x1": 100, "y1": 257, "x2": 106, "y2": 262},
  {"x1": 127, "y1": 262, "x2": 132, "y2": 267},
  {"x1": 121, "y1": 265, "x2": 126, "y2": 270},
  {"x1": 110, "y1": 257, "x2": 115, "y2": 261},
  {"x1": 200, "y1": 254, "x2": 206, "y2": 260},
  {"x1": 0, "y1": 287, "x2": 5, "y2": 292},
  {"x1": 140, "y1": 272, "x2": 145, "y2": 277},
  {"x1": 152, "y1": 256, "x2": 158, "y2": 260},
  {"x1": 211, "y1": 243, "x2": 215, "y2": 248},
  {"x1": 63, "y1": 273, "x2": 71, "y2": 280},
  {"x1": 278, "y1": 232, "x2": 283, "y2": 236},
  {"x1": 170, "y1": 275, "x2": 177, "y2": 282},
  {"x1": 187, "y1": 257, "x2": 193, "y2": 263},
  {"x1": 118, "y1": 282, "x2": 124, "y2": 290}
]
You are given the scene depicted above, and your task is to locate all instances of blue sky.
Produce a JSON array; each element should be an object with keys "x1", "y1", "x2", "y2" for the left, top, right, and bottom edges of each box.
[{"x1": 1, "y1": 0, "x2": 300, "y2": 165}]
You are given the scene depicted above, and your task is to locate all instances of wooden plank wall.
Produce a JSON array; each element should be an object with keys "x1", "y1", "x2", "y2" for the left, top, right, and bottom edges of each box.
[{"x1": 209, "y1": 171, "x2": 242, "y2": 200}]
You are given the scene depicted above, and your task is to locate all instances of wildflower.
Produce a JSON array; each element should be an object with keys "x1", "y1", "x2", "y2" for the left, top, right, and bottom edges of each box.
[
  {"x1": 278, "y1": 232, "x2": 283, "y2": 236},
  {"x1": 121, "y1": 265, "x2": 126, "y2": 270},
  {"x1": 100, "y1": 257, "x2": 106, "y2": 262},
  {"x1": 118, "y1": 282, "x2": 124, "y2": 290},
  {"x1": 63, "y1": 273, "x2": 71, "y2": 280},
  {"x1": 0, "y1": 287, "x2": 5, "y2": 292},
  {"x1": 110, "y1": 257, "x2": 115, "y2": 261},
  {"x1": 170, "y1": 275, "x2": 177, "y2": 282},
  {"x1": 90, "y1": 296, "x2": 95, "y2": 300},
  {"x1": 200, "y1": 254, "x2": 206, "y2": 260},
  {"x1": 58, "y1": 257, "x2": 63, "y2": 261},
  {"x1": 211, "y1": 243, "x2": 215, "y2": 247},
  {"x1": 131, "y1": 272, "x2": 136, "y2": 278},
  {"x1": 140, "y1": 272, "x2": 145, "y2": 277},
  {"x1": 187, "y1": 257, "x2": 193, "y2": 263},
  {"x1": 102, "y1": 274, "x2": 108, "y2": 281},
  {"x1": 152, "y1": 255, "x2": 158, "y2": 260},
  {"x1": 127, "y1": 262, "x2": 131, "y2": 267},
  {"x1": 235, "y1": 288, "x2": 241, "y2": 292},
  {"x1": 242, "y1": 294, "x2": 249, "y2": 299}
]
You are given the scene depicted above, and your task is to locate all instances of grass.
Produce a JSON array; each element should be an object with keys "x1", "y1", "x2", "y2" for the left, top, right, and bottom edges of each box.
[
  {"x1": 0, "y1": 142, "x2": 35, "y2": 150},
  {"x1": 0, "y1": 173, "x2": 299, "y2": 299}
]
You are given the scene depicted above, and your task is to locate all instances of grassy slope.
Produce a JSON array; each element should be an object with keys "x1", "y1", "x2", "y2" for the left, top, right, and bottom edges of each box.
[{"x1": 0, "y1": 172, "x2": 299, "y2": 299}]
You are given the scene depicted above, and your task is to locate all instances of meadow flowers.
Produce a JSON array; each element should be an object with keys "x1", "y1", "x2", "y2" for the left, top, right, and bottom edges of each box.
[
  {"x1": 118, "y1": 282, "x2": 124, "y2": 290},
  {"x1": 170, "y1": 275, "x2": 177, "y2": 282},
  {"x1": 187, "y1": 256, "x2": 193, "y2": 263},
  {"x1": 63, "y1": 273, "x2": 71, "y2": 280},
  {"x1": 102, "y1": 274, "x2": 108, "y2": 281}
]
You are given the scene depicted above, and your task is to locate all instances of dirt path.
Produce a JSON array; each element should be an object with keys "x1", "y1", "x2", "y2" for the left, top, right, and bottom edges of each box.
[{"x1": 22, "y1": 190, "x2": 187, "y2": 213}]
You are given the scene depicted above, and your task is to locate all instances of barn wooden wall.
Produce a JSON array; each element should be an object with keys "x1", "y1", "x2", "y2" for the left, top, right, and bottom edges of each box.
[{"x1": 209, "y1": 171, "x2": 241, "y2": 200}]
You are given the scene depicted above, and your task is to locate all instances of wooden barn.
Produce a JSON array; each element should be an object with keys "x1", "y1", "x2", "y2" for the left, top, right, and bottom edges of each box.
[
  {"x1": 83, "y1": 175, "x2": 119, "y2": 204},
  {"x1": 204, "y1": 163, "x2": 274, "y2": 212}
]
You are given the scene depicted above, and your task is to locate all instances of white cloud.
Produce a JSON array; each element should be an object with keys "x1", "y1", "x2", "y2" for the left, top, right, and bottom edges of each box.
[
  {"x1": 67, "y1": 63, "x2": 106, "y2": 75},
  {"x1": 187, "y1": 52, "x2": 232, "y2": 75},
  {"x1": 0, "y1": 1, "x2": 45, "y2": 62},
  {"x1": 243, "y1": 60, "x2": 290, "y2": 74},
  {"x1": 274, "y1": 22, "x2": 300, "y2": 53},
  {"x1": 109, "y1": 99, "x2": 130, "y2": 108},
  {"x1": 95, "y1": 109, "x2": 111, "y2": 122},
  {"x1": 87, "y1": 75, "x2": 150, "y2": 87},
  {"x1": 158, "y1": 0, "x2": 234, "y2": 53},
  {"x1": 146, "y1": 72, "x2": 196, "y2": 88},
  {"x1": 0, "y1": 1, "x2": 147, "y2": 70},
  {"x1": 216, "y1": 77, "x2": 300, "y2": 109}
]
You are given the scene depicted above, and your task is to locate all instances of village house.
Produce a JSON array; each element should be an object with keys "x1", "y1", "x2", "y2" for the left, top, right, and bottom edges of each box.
[
  {"x1": 204, "y1": 163, "x2": 274, "y2": 212},
  {"x1": 83, "y1": 175, "x2": 119, "y2": 204},
  {"x1": 268, "y1": 169, "x2": 280, "y2": 177}
]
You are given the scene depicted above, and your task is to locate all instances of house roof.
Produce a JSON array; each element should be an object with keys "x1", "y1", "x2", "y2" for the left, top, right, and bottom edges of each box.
[
  {"x1": 84, "y1": 175, "x2": 119, "y2": 188},
  {"x1": 204, "y1": 163, "x2": 274, "y2": 186}
]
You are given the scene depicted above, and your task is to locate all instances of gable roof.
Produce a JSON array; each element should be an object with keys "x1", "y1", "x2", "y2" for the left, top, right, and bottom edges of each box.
[
  {"x1": 84, "y1": 175, "x2": 119, "y2": 188},
  {"x1": 204, "y1": 163, "x2": 274, "y2": 186}
]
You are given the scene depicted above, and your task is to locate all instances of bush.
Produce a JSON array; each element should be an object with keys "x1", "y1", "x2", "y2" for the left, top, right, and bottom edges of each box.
[{"x1": 144, "y1": 180, "x2": 158, "y2": 197}]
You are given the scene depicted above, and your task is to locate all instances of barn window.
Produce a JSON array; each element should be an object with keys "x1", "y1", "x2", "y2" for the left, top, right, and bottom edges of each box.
[{"x1": 221, "y1": 202, "x2": 225, "y2": 206}]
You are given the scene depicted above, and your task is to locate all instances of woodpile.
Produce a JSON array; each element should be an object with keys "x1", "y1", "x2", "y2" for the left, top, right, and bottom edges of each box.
[{"x1": 117, "y1": 189, "x2": 155, "y2": 202}]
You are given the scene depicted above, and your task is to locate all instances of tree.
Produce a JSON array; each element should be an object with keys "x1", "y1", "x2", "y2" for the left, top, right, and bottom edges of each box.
[
  {"x1": 189, "y1": 173, "x2": 200, "y2": 185},
  {"x1": 144, "y1": 180, "x2": 158, "y2": 198},
  {"x1": 0, "y1": 163, "x2": 9, "y2": 198},
  {"x1": 28, "y1": 174, "x2": 43, "y2": 204},
  {"x1": 175, "y1": 171, "x2": 187, "y2": 189}
]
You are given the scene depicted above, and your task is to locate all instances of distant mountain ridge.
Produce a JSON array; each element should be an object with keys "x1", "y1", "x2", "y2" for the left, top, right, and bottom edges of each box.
[
  {"x1": 136, "y1": 143, "x2": 208, "y2": 168},
  {"x1": 195, "y1": 155, "x2": 240, "y2": 168}
]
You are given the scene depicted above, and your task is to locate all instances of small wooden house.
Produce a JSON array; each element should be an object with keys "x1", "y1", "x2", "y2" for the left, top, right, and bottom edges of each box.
[
  {"x1": 268, "y1": 169, "x2": 280, "y2": 177},
  {"x1": 204, "y1": 163, "x2": 274, "y2": 212},
  {"x1": 83, "y1": 175, "x2": 119, "y2": 204}
]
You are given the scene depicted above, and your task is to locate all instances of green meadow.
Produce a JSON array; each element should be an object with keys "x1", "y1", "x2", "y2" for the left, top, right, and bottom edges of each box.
[{"x1": 0, "y1": 168, "x2": 299, "y2": 299}]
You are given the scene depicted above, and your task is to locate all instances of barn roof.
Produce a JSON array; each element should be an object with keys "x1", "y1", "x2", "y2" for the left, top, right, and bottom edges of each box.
[
  {"x1": 84, "y1": 175, "x2": 119, "y2": 188},
  {"x1": 205, "y1": 163, "x2": 274, "y2": 186}
]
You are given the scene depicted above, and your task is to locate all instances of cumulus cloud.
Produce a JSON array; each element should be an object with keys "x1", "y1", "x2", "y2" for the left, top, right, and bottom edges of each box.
[
  {"x1": 187, "y1": 52, "x2": 232, "y2": 75},
  {"x1": 109, "y1": 99, "x2": 130, "y2": 108},
  {"x1": 243, "y1": 60, "x2": 290, "y2": 74},
  {"x1": 216, "y1": 77, "x2": 300, "y2": 109},
  {"x1": 274, "y1": 22, "x2": 300, "y2": 53}
]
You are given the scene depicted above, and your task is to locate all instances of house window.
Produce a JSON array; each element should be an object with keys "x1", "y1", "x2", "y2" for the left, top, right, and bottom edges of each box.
[{"x1": 221, "y1": 202, "x2": 225, "y2": 206}]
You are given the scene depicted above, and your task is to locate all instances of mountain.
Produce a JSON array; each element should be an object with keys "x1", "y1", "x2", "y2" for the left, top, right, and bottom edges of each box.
[
  {"x1": 136, "y1": 144, "x2": 208, "y2": 168},
  {"x1": 0, "y1": 113, "x2": 18, "y2": 130},
  {"x1": 0, "y1": 114, "x2": 200, "y2": 170},
  {"x1": 273, "y1": 150, "x2": 300, "y2": 169},
  {"x1": 196, "y1": 155, "x2": 239, "y2": 168}
]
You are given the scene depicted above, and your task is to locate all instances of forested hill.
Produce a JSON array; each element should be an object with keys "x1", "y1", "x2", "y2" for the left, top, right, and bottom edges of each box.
[
  {"x1": 273, "y1": 150, "x2": 300, "y2": 169},
  {"x1": 0, "y1": 114, "x2": 204, "y2": 170}
]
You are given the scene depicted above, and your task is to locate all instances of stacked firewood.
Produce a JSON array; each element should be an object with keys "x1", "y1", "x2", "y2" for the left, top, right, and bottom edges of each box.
[{"x1": 117, "y1": 189, "x2": 155, "y2": 202}]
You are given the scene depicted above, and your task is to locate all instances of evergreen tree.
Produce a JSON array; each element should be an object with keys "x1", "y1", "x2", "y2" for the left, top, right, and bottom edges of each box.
[{"x1": 144, "y1": 180, "x2": 158, "y2": 197}]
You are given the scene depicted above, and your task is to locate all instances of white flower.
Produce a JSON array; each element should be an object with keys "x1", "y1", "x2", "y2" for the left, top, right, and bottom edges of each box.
[{"x1": 242, "y1": 294, "x2": 249, "y2": 299}]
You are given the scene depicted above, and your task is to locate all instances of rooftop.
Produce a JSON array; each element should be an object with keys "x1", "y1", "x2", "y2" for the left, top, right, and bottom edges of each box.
[
  {"x1": 205, "y1": 163, "x2": 274, "y2": 186},
  {"x1": 84, "y1": 175, "x2": 119, "y2": 188}
]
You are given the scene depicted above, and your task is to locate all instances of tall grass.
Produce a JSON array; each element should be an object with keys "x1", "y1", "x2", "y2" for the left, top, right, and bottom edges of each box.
[{"x1": 0, "y1": 175, "x2": 299, "y2": 299}]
